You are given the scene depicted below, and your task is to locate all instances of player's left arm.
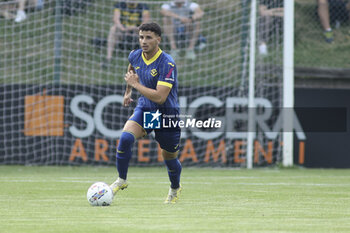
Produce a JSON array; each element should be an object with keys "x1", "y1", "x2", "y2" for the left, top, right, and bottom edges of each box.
[
  {"x1": 123, "y1": 64, "x2": 135, "y2": 106},
  {"x1": 124, "y1": 71, "x2": 171, "y2": 105},
  {"x1": 142, "y1": 4, "x2": 151, "y2": 24},
  {"x1": 259, "y1": 4, "x2": 284, "y2": 17},
  {"x1": 191, "y1": 3, "x2": 204, "y2": 21},
  {"x1": 142, "y1": 10, "x2": 151, "y2": 24}
]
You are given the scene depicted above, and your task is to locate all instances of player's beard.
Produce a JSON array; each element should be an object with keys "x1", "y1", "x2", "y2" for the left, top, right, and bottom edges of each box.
[
  {"x1": 141, "y1": 45, "x2": 150, "y2": 52},
  {"x1": 142, "y1": 44, "x2": 157, "y2": 57}
]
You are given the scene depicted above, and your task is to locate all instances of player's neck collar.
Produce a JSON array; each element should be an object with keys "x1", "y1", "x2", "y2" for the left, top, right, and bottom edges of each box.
[{"x1": 142, "y1": 48, "x2": 162, "y2": 66}]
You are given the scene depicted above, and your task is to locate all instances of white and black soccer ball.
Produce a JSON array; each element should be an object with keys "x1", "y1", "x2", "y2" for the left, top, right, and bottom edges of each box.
[{"x1": 87, "y1": 182, "x2": 113, "y2": 206}]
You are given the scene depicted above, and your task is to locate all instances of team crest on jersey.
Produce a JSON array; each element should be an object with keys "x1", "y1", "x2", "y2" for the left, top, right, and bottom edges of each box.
[{"x1": 150, "y1": 69, "x2": 158, "y2": 77}]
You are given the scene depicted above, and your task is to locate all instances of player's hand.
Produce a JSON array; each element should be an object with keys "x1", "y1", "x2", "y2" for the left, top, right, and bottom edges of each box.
[
  {"x1": 180, "y1": 17, "x2": 192, "y2": 24},
  {"x1": 118, "y1": 25, "x2": 126, "y2": 32},
  {"x1": 271, "y1": 8, "x2": 284, "y2": 17},
  {"x1": 124, "y1": 71, "x2": 139, "y2": 88},
  {"x1": 123, "y1": 91, "x2": 133, "y2": 107},
  {"x1": 126, "y1": 26, "x2": 139, "y2": 32}
]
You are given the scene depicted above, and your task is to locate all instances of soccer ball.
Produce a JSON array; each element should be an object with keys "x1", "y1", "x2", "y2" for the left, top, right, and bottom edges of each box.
[{"x1": 87, "y1": 182, "x2": 114, "y2": 206}]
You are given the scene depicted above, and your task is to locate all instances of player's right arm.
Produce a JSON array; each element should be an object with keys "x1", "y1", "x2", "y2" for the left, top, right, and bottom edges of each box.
[
  {"x1": 191, "y1": 3, "x2": 204, "y2": 21},
  {"x1": 142, "y1": 4, "x2": 151, "y2": 24},
  {"x1": 113, "y1": 6, "x2": 126, "y2": 31},
  {"x1": 161, "y1": 4, "x2": 191, "y2": 23},
  {"x1": 123, "y1": 64, "x2": 134, "y2": 106}
]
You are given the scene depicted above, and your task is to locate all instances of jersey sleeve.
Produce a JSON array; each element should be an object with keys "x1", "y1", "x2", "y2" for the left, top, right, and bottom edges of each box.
[
  {"x1": 141, "y1": 3, "x2": 150, "y2": 11},
  {"x1": 161, "y1": 3, "x2": 170, "y2": 10},
  {"x1": 114, "y1": 2, "x2": 122, "y2": 11},
  {"x1": 128, "y1": 50, "x2": 136, "y2": 66},
  {"x1": 157, "y1": 60, "x2": 176, "y2": 89},
  {"x1": 189, "y1": 2, "x2": 199, "y2": 11}
]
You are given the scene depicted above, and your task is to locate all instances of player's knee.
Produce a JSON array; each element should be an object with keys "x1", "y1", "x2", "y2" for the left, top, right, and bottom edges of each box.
[
  {"x1": 117, "y1": 131, "x2": 135, "y2": 156},
  {"x1": 162, "y1": 150, "x2": 178, "y2": 160},
  {"x1": 109, "y1": 25, "x2": 117, "y2": 33},
  {"x1": 163, "y1": 16, "x2": 171, "y2": 24}
]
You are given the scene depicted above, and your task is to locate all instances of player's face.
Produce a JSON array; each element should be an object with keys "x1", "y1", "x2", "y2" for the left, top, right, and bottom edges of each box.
[
  {"x1": 175, "y1": 0, "x2": 185, "y2": 7},
  {"x1": 139, "y1": 30, "x2": 161, "y2": 54}
]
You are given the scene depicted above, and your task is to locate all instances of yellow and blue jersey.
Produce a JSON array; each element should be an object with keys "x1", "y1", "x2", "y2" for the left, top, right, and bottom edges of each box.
[
  {"x1": 128, "y1": 48, "x2": 179, "y2": 114},
  {"x1": 114, "y1": 2, "x2": 149, "y2": 27}
]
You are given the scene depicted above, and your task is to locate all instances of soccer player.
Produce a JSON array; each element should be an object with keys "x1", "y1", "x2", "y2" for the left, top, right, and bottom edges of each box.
[{"x1": 110, "y1": 22, "x2": 182, "y2": 204}]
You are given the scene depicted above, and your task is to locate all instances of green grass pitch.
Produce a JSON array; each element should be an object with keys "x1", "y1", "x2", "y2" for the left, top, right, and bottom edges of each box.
[{"x1": 0, "y1": 166, "x2": 350, "y2": 233}]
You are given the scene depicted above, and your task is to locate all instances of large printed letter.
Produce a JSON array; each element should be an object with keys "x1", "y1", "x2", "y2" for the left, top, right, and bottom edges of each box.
[
  {"x1": 94, "y1": 95, "x2": 124, "y2": 138},
  {"x1": 69, "y1": 95, "x2": 95, "y2": 138}
]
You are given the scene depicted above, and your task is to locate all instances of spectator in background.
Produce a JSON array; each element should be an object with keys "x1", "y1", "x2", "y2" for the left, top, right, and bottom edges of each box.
[
  {"x1": 62, "y1": 0, "x2": 93, "y2": 16},
  {"x1": 0, "y1": 1, "x2": 16, "y2": 20},
  {"x1": 104, "y1": 1, "x2": 150, "y2": 66},
  {"x1": 317, "y1": 0, "x2": 350, "y2": 43},
  {"x1": 14, "y1": 0, "x2": 43, "y2": 23},
  {"x1": 258, "y1": 0, "x2": 284, "y2": 55},
  {"x1": 161, "y1": 0, "x2": 204, "y2": 60}
]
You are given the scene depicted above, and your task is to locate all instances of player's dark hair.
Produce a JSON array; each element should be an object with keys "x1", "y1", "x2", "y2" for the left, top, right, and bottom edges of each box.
[{"x1": 139, "y1": 22, "x2": 162, "y2": 37}]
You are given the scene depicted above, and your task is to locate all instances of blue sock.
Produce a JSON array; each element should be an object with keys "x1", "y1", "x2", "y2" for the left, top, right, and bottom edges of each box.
[
  {"x1": 164, "y1": 158, "x2": 182, "y2": 189},
  {"x1": 116, "y1": 132, "x2": 135, "y2": 180}
]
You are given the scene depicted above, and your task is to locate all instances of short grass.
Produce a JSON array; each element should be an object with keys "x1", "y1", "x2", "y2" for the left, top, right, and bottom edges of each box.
[
  {"x1": 294, "y1": 0, "x2": 350, "y2": 69},
  {"x1": 0, "y1": 166, "x2": 349, "y2": 233}
]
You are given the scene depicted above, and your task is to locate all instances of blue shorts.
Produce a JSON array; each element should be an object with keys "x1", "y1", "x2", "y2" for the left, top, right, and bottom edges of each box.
[{"x1": 129, "y1": 107, "x2": 181, "y2": 153}]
